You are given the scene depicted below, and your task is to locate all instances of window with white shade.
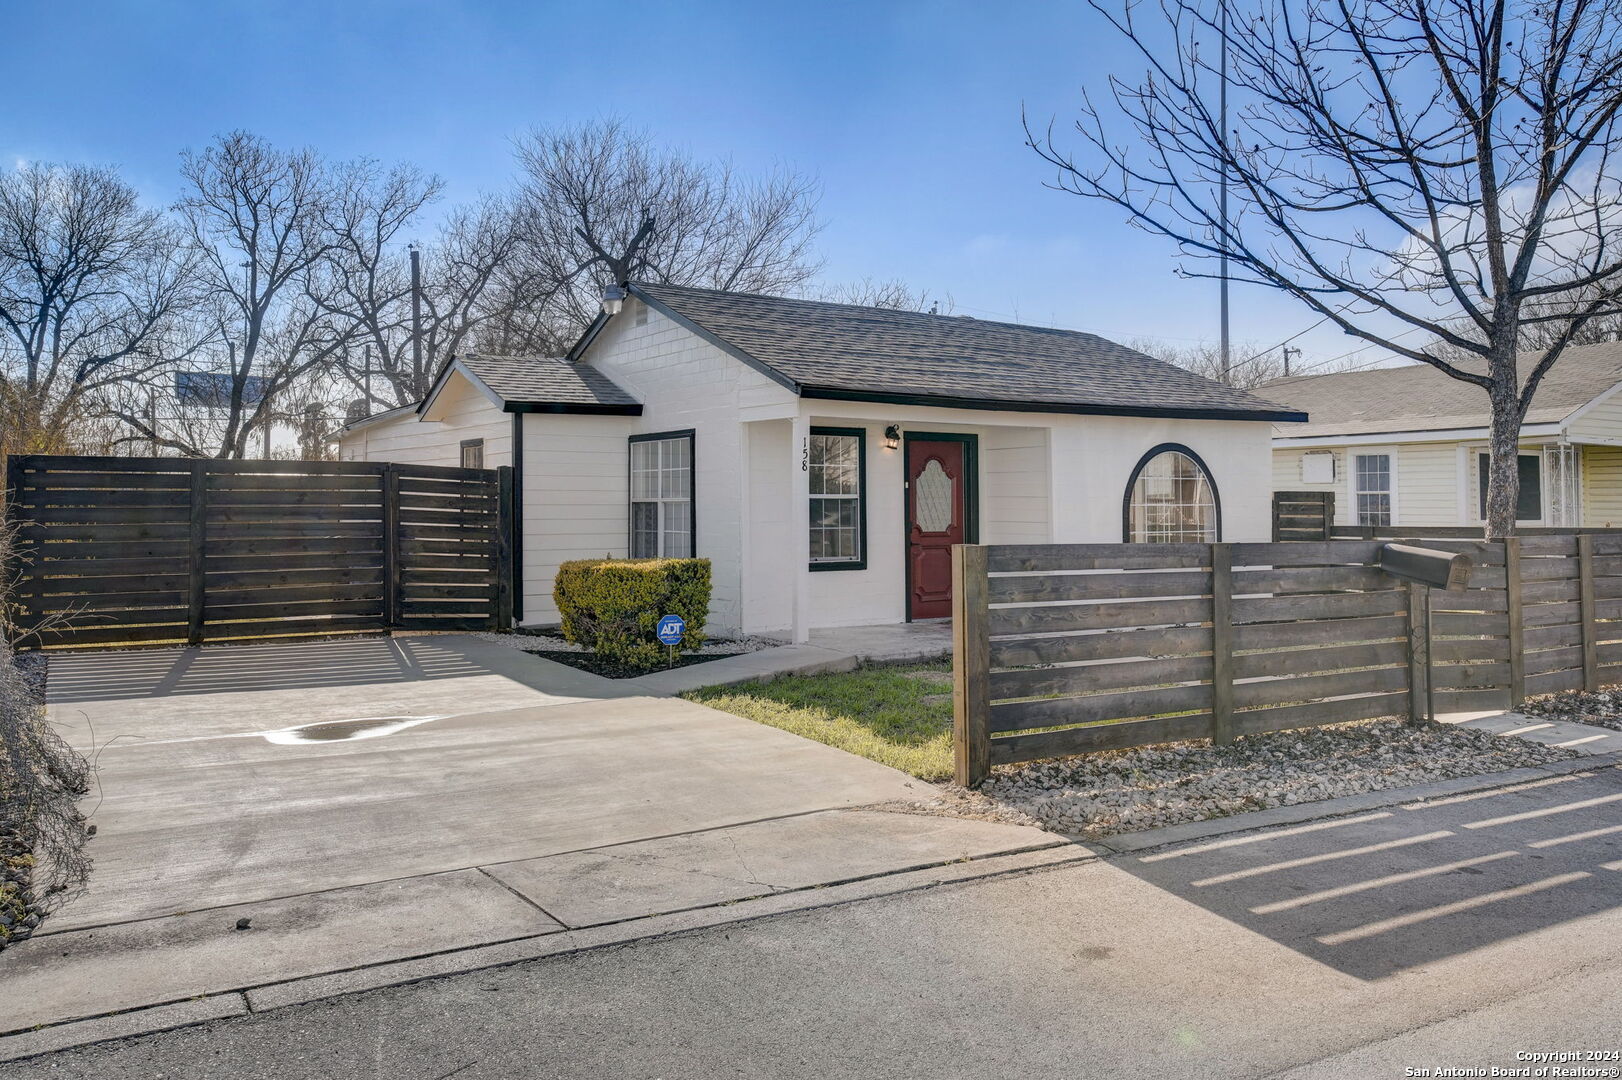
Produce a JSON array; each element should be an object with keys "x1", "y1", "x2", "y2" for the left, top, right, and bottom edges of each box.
[
  {"x1": 809, "y1": 428, "x2": 865, "y2": 569},
  {"x1": 629, "y1": 432, "x2": 694, "y2": 558},
  {"x1": 1125, "y1": 446, "x2": 1218, "y2": 542},
  {"x1": 1354, "y1": 452, "x2": 1393, "y2": 526}
]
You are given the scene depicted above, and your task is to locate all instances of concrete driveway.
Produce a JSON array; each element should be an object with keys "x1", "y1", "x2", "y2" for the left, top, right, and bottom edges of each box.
[
  {"x1": 6, "y1": 634, "x2": 1051, "y2": 1038},
  {"x1": 38, "y1": 634, "x2": 968, "y2": 930}
]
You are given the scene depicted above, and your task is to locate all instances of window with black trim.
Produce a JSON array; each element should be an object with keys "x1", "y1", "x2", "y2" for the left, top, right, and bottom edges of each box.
[
  {"x1": 460, "y1": 439, "x2": 484, "y2": 470},
  {"x1": 1477, "y1": 452, "x2": 1543, "y2": 522},
  {"x1": 1124, "y1": 445, "x2": 1219, "y2": 542},
  {"x1": 629, "y1": 431, "x2": 694, "y2": 557},
  {"x1": 809, "y1": 427, "x2": 866, "y2": 570}
]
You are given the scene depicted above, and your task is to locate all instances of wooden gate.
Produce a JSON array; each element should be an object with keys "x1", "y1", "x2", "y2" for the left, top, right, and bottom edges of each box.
[{"x1": 3, "y1": 455, "x2": 514, "y2": 648}]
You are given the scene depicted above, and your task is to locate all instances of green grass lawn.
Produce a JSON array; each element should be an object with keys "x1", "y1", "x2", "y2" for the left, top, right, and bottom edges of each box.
[{"x1": 683, "y1": 663, "x2": 955, "y2": 781}]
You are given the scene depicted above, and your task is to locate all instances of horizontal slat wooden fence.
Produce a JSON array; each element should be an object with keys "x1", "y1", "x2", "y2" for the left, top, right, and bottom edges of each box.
[
  {"x1": 1272, "y1": 490, "x2": 1335, "y2": 541},
  {"x1": 952, "y1": 534, "x2": 1622, "y2": 787},
  {"x1": 3, "y1": 455, "x2": 513, "y2": 648}
]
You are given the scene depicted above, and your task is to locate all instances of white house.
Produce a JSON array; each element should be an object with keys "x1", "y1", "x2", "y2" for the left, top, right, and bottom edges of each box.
[
  {"x1": 1262, "y1": 343, "x2": 1622, "y2": 530},
  {"x1": 340, "y1": 283, "x2": 1303, "y2": 640}
]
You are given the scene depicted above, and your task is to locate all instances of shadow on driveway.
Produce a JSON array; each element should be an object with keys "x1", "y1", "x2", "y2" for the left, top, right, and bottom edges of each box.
[
  {"x1": 1115, "y1": 764, "x2": 1622, "y2": 980},
  {"x1": 45, "y1": 635, "x2": 554, "y2": 704}
]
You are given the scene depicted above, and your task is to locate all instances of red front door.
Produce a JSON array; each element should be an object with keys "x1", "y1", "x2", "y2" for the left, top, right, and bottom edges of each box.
[{"x1": 906, "y1": 438, "x2": 971, "y2": 620}]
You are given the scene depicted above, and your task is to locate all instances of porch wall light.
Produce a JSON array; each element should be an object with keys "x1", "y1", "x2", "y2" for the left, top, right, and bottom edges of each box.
[{"x1": 884, "y1": 424, "x2": 901, "y2": 450}]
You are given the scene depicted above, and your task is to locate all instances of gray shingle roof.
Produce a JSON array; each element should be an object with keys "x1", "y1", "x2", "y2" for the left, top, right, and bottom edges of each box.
[
  {"x1": 1260, "y1": 342, "x2": 1622, "y2": 439},
  {"x1": 627, "y1": 283, "x2": 1304, "y2": 421},
  {"x1": 458, "y1": 354, "x2": 640, "y2": 411}
]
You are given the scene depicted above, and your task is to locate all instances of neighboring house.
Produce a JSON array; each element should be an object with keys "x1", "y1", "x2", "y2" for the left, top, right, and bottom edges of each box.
[
  {"x1": 1262, "y1": 343, "x2": 1622, "y2": 530},
  {"x1": 340, "y1": 283, "x2": 1303, "y2": 640}
]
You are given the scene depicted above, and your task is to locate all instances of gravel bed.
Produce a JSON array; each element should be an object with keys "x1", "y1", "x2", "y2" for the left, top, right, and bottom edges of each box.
[
  {"x1": 1522, "y1": 687, "x2": 1622, "y2": 731},
  {"x1": 976, "y1": 718, "x2": 1576, "y2": 837}
]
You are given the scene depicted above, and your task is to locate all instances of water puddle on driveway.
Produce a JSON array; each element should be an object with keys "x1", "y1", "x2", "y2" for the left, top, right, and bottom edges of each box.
[{"x1": 259, "y1": 716, "x2": 442, "y2": 745}]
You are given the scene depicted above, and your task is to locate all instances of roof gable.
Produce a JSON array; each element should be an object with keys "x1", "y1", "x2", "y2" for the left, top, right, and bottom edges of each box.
[{"x1": 422, "y1": 354, "x2": 642, "y2": 418}]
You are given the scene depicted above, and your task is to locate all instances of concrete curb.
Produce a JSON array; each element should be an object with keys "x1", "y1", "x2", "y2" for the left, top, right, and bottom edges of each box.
[
  {"x1": 0, "y1": 843, "x2": 1089, "y2": 1064},
  {"x1": 10, "y1": 743, "x2": 1614, "y2": 1062}
]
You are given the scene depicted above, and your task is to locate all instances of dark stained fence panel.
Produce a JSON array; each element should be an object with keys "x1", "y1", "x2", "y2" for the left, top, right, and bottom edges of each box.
[{"x1": 4, "y1": 455, "x2": 513, "y2": 648}]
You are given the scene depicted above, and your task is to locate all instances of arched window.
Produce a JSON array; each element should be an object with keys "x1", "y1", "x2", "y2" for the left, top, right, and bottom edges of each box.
[{"x1": 1123, "y1": 444, "x2": 1220, "y2": 543}]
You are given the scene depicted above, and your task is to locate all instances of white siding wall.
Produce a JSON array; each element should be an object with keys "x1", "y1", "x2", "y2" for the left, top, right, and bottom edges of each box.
[
  {"x1": 1050, "y1": 415, "x2": 1273, "y2": 543},
  {"x1": 981, "y1": 426, "x2": 1051, "y2": 544},
  {"x1": 520, "y1": 412, "x2": 638, "y2": 624},
  {"x1": 580, "y1": 299, "x2": 797, "y2": 635},
  {"x1": 743, "y1": 420, "x2": 794, "y2": 635},
  {"x1": 338, "y1": 374, "x2": 511, "y2": 468},
  {"x1": 1567, "y1": 388, "x2": 1622, "y2": 444}
]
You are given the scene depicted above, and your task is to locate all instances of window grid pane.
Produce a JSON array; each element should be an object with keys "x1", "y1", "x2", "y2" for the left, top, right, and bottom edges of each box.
[
  {"x1": 629, "y1": 435, "x2": 693, "y2": 557},
  {"x1": 1127, "y1": 451, "x2": 1215, "y2": 543},
  {"x1": 809, "y1": 432, "x2": 863, "y2": 564},
  {"x1": 1355, "y1": 454, "x2": 1392, "y2": 526}
]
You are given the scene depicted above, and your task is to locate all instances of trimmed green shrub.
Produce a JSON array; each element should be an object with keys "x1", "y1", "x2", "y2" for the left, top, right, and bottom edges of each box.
[{"x1": 554, "y1": 557, "x2": 711, "y2": 669}]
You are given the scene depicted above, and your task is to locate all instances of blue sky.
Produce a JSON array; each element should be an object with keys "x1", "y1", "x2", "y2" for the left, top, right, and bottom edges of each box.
[{"x1": 7, "y1": 0, "x2": 1381, "y2": 370}]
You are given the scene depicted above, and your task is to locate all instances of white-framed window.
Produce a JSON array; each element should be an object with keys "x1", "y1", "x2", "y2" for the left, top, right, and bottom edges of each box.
[
  {"x1": 459, "y1": 439, "x2": 484, "y2": 470},
  {"x1": 809, "y1": 427, "x2": 866, "y2": 570},
  {"x1": 1125, "y1": 446, "x2": 1218, "y2": 542},
  {"x1": 1352, "y1": 451, "x2": 1394, "y2": 526},
  {"x1": 629, "y1": 431, "x2": 694, "y2": 558}
]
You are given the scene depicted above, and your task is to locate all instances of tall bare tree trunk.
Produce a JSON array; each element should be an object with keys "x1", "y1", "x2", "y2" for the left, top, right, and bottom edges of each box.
[{"x1": 1484, "y1": 340, "x2": 1525, "y2": 539}]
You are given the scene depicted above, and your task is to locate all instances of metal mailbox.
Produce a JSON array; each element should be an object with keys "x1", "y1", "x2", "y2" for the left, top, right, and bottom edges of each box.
[{"x1": 1377, "y1": 543, "x2": 1472, "y2": 591}]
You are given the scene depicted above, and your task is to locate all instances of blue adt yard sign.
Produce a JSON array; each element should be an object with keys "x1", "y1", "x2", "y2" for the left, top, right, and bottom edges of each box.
[{"x1": 656, "y1": 614, "x2": 686, "y2": 646}]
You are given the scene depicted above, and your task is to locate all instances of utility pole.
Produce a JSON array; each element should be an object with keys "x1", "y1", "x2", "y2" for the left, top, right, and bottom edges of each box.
[
  {"x1": 363, "y1": 343, "x2": 373, "y2": 413},
  {"x1": 410, "y1": 244, "x2": 423, "y2": 395},
  {"x1": 1218, "y1": 0, "x2": 1231, "y2": 385},
  {"x1": 1283, "y1": 345, "x2": 1301, "y2": 377}
]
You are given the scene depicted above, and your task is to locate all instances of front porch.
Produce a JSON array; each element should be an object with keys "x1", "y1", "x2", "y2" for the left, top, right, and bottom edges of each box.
[{"x1": 740, "y1": 403, "x2": 1055, "y2": 642}]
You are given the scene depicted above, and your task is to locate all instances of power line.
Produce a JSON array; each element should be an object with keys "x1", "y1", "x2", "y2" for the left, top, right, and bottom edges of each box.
[{"x1": 1286, "y1": 324, "x2": 1430, "y2": 376}]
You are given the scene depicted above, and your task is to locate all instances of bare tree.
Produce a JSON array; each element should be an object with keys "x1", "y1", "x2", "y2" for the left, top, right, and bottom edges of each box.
[
  {"x1": 508, "y1": 120, "x2": 823, "y2": 351},
  {"x1": 0, "y1": 163, "x2": 198, "y2": 457},
  {"x1": 1130, "y1": 338, "x2": 1280, "y2": 389},
  {"x1": 316, "y1": 161, "x2": 442, "y2": 408},
  {"x1": 1029, "y1": 0, "x2": 1622, "y2": 536},
  {"x1": 325, "y1": 191, "x2": 536, "y2": 409},
  {"x1": 122, "y1": 132, "x2": 362, "y2": 458},
  {"x1": 809, "y1": 277, "x2": 953, "y2": 312}
]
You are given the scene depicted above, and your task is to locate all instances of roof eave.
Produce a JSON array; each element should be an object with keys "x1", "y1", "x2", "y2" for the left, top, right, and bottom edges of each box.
[
  {"x1": 502, "y1": 401, "x2": 644, "y2": 416},
  {"x1": 796, "y1": 386, "x2": 1306, "y2": 423}
]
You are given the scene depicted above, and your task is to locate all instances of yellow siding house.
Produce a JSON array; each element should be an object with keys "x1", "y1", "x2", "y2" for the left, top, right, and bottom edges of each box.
[{"x1": 1262, "y1": 343, "x2": 1622, "y2": 529}]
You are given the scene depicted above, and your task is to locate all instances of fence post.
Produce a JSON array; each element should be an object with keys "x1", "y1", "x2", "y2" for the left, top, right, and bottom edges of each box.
[
  {"x1": 952, "y1": 543, "x2": 991, "y2": 788},
  {"x1": 1210, "y1": 542, "x2": 1235, "y2": 744},
  {"x1": 495, "y1": 465, "x2": 515, "y2": 631},
  {"x1": 1504, "y1": 537, "x2": 1525, "y2": 707},
  {"x1": 186, "y1": 460, "x2": 207, "y2": 646},
  {"x1": 382, "y1": 463, "x2": 401, "y2": 631},
  {"x1": 2, "y1": 455, "x2": 23, "y2": 647},
  {"x1": 1580, "y1": 533, "x2": 1598, "y2": 692},
  {"x1": 1405, "y1": 581, "x2": 1430, "y2": 723}
]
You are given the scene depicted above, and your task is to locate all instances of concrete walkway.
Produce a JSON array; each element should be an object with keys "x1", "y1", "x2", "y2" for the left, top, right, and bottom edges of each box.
[{"x1": 1440, "y1": 708, "x2": 1622, "y2": 755}]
